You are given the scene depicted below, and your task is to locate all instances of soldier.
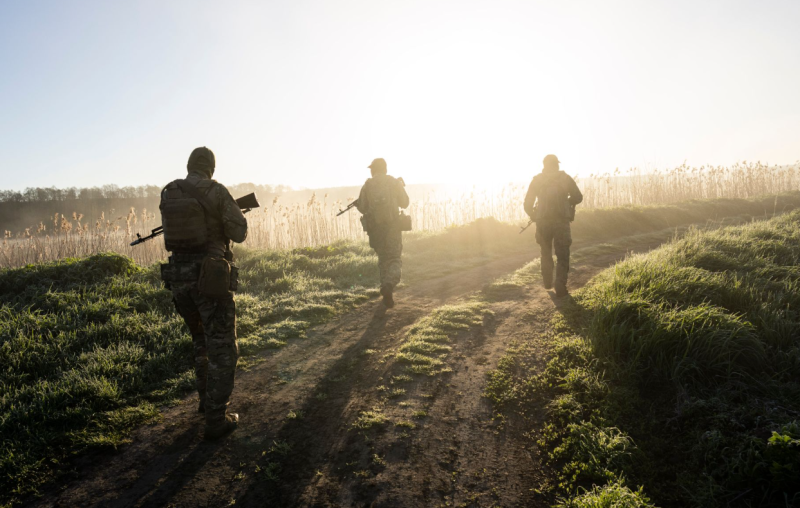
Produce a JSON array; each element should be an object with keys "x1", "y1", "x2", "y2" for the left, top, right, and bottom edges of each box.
[
  {"x1": 523, "y1": 154, "x2": 583, "y2": 297},
  {"x1": 159, "y1": 147, "x2": 248, "y2": 440},
  {"x1": 356, "y1": 158, "x2": 410, "y2": 309}
]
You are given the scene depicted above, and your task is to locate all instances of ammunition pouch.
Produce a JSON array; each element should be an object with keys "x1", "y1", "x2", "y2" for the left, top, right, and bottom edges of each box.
[
  {"x1": 362, "y1": 213, "x2": 411, "y2": 234},
  {"x1": 160, "y1": 258, "x2": 201, "y2": 290},
  {"x1": 398, "y1": 212, "x2": 412, "y2": 232},
  {"x1": 198, "y1": 256, "x2": 236, "y2": 299}
]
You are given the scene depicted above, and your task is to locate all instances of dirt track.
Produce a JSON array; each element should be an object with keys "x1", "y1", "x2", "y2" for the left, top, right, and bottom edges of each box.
[{"x1": 33, "y1": 234, "x2": 668, "y2": 508}]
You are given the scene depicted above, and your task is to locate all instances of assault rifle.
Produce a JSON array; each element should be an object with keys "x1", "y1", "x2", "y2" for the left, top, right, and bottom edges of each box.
[
  {"x1": 130, "y1": 192, "x2": 261, "y2": 246},
  {"x1": 337, "y1": 199, "x2": 359, "y2": 216},
  {"x1": 519, "y1": 204, "x2": 576, "y2": 234}
]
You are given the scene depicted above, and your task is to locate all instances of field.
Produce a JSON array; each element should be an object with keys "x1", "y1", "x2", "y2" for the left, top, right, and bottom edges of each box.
[
  {"x1": 3, "y1": 187, "x2": 800, "y2": 507},
  {"x1": 1, "y1": 161, "x2": 797, "y2": 268}
]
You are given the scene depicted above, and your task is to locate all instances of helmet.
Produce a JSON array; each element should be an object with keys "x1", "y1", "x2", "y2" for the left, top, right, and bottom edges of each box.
[
  {"x1": 187, "y1": 147, "x2": 216, "y2": 177},
  {"x1": 368, "y1": 158, "x2": 387, "y2": 174},
  {"x1": 543, "y1": 154, "x2": 560, "y2": 167}
]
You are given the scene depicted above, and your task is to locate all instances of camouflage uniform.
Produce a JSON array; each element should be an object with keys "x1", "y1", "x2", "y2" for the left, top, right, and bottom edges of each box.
[
  {"x1": 356, "y1": 162, "x2": 410, "y2": 302},
  {"x1": 160, "y1": 148, "x2": 247, "y2": 436},
  {"x1": 524, "y1": 158, "x2": 583, "y2": 295}
]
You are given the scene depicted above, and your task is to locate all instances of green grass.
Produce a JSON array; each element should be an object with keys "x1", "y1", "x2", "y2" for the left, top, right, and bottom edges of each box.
[
  {"x1": 0, "y1": 254, "x2": 183, "y2": 506},
  {"x1": 397, "y1": 301, "x2": 492, "y2": 376},
  {"x1": 0, "y1": 219, "x2": 532, "y2": 506},
  {"x1": 4, "y1": 193, "x2": 800, "y2": 506},
  {"x1": 0, "y1": 245, "x2": 381, "y2": 506},
  {"x1": 486, "y1": 210, "x2": 800, "y2": 507}
]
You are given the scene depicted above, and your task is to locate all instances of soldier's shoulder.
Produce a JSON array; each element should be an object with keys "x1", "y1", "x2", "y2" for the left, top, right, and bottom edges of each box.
[
  {"x1": 195, "y1": 178, "x2": 220, "y2": 188},
  {"x1": 201, "y1": 179, "x2": 233, "y2": 196}
]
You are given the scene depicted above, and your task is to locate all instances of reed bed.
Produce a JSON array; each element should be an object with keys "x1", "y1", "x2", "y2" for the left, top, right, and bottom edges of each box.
[{"x1": 1, "y1": 161, "x2": 796, "y2": 268}]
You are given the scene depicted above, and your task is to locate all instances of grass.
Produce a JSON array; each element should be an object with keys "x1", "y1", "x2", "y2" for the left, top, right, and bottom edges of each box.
[
  {"x1": 0, "y1": 254, "x2": 183, "y2": 506},
  {"x1": 396, "y1": 301, "x2": 492, "y2": 376},
  {"x1": 485, "y1": 210, "x2": 800, "y2": 507},
  {"x1": 352, "y1": 408, "x2": 389, "y2": 430},
  {"x1": 0, "y1": 244, "x2": 381, "y2": 506},
  {"x1": 5, "y1": 192, "x2": 800, "y2": 506}
]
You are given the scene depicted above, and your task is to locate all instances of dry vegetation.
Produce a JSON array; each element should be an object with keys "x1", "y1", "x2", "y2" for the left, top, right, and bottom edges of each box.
[{"x1": 1, "y1": 161, "x2": 797, "y2": 268}]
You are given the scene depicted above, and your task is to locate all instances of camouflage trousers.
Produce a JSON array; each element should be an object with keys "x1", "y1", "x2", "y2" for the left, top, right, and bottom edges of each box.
[
  {"x1": 535, "y1": 221, "x2": 572, "y2": 290},
  {"x1": 369, "y1": 228, "x2": 403, "y2": 288},
  {"x1": 171, "y1": 283, "x2": 239, "y2": 428}
]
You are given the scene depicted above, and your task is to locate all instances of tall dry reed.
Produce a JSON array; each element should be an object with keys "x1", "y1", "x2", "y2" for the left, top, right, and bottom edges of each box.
[{"x1": 1, "y1": 162, "x2": 797, "y2": 268}]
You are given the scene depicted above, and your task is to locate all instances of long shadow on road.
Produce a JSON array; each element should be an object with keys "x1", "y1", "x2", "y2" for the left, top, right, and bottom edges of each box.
[{"x1": 234, "y1": 312, "x2": 396, "y2": 507}]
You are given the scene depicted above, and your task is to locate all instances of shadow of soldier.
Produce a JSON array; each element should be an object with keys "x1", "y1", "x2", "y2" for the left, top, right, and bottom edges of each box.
[
  {"x1": 105, "y1": 425, "x2": 226, "y2": 508},
  {"x1": 233, "y1": 313, "x2": 394, "y2": 507}
]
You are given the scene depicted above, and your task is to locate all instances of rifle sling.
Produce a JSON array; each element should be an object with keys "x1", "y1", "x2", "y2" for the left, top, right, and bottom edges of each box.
[{"x1": 176, "y1": 180, "x2": 223, "y2": 222}]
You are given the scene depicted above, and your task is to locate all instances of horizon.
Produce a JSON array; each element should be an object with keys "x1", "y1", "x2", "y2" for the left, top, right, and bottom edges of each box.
[{"x1": 2, "y1": 0, "x2": 799, "y2": 191}]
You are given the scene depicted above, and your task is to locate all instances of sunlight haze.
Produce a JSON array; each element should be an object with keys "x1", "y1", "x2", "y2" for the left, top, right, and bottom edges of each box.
[{"x1": 1, "y1": 0, "x2": 798, "y2": 190}]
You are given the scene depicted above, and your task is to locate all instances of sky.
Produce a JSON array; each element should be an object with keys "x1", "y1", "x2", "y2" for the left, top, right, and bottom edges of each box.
[{"x1": 0, "y1": 0, "x2": 798, "y2": 190}]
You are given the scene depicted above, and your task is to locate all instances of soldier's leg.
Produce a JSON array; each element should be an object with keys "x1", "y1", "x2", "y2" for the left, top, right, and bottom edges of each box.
[
  {"x1": 369, "y1": 232, "x2": 387, "y2": 284},
  {"x1": 195, "y1": 294, "x2": 239, "y2": 430},
  {"x1": 172, "y1": 288, "x2": 208, "y2": 411},
  {"x1": 382, "y1": 229, "x2": 403, "y2": 288},
  {"x1": 536, "y1": 224, "x2": 555, "y2": 289},
  {"x1": 553, "y1": 224, "x2": 573, "y2": 295}
]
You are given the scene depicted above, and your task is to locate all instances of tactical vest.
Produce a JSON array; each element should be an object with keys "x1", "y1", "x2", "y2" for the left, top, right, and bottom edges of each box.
[
  {"x1": 535, "y1": 171, "x2": 573, "y2": 223},
  {"x1": 160, "y1": 179, "x2": 224, "y2": 253}
]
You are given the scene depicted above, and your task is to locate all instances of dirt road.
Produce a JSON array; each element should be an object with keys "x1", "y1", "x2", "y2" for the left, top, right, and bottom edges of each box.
[{"x1": 33, "y1": 233, "x2": 669, "y2": 508}]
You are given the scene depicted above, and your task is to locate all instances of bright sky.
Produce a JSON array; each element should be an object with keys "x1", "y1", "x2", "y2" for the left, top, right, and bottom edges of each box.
[{"x1": 1, "y1": 0, "x2": 798, "y2": 190}]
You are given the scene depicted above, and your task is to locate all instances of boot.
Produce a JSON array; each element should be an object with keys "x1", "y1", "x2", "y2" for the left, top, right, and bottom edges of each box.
[
  {"x1": 204, "y1": 413, "x2": 239, "y2": 441},
  {"x1": 380, "y1": 284, "x2": 395, "y2": 309},
  {"x1": 555, "y1": 285, "x2": 569, "y2": 297}
]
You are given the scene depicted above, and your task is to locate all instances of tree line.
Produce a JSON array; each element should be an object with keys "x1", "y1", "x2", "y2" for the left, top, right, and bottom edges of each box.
[{"x1": 0, "y1": 183, "x2": 291, "y2": 203}]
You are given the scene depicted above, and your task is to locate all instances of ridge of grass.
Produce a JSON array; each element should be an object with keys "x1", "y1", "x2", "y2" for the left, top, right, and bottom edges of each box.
[
  {"x1": 486, "y1": 210, "x2": 800, "y2": 507},
  {"x1": 396, "y1": 301, "x2": 492, "y2": 376}
]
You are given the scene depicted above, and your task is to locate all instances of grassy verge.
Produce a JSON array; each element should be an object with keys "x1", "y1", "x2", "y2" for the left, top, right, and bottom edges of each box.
[{"x1": 486, "y1": 210, "x2": 800, "y2": 507}]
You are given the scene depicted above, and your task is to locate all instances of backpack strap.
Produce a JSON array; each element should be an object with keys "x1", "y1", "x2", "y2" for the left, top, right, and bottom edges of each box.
[{"x1": 176, "y1": 179, "x2": 222, "y2": 222}]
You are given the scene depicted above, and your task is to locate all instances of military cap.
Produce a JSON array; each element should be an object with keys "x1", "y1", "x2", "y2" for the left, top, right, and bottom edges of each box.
[
  {"x1": 543, "y1": 154, "x2": 560, "y2": 166},
  {"x1": 368, "y1": 158, "x2": 387, "y2": 172}
]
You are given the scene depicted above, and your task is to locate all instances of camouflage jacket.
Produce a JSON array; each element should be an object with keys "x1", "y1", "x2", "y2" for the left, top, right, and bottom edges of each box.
[
  {"x1": 524, "y1": 170, "x2": 583, "y2": 223},
  {"x1": 356, "y1": 174, "x2": 410, "y2": 231},
  {"x1": 160, "y1": 170, "x2": 248, "y2": 258}
]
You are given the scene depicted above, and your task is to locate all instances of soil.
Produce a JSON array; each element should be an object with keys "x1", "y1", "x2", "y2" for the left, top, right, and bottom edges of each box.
[{"x1": 32, "y1": 234, "x2": 666, "y2": 508}]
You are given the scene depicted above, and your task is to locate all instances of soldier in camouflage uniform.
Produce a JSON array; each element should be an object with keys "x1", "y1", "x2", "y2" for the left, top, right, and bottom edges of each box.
[
  {"x1": 160, "y1": 147, "x2": 248, "y2": 440},
  {"x1": 524, "y1": 154, "x2": 583, "y2": 297},
  {"x1": 356, "y1": 158, "x2": 410, "y2": 309}
]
